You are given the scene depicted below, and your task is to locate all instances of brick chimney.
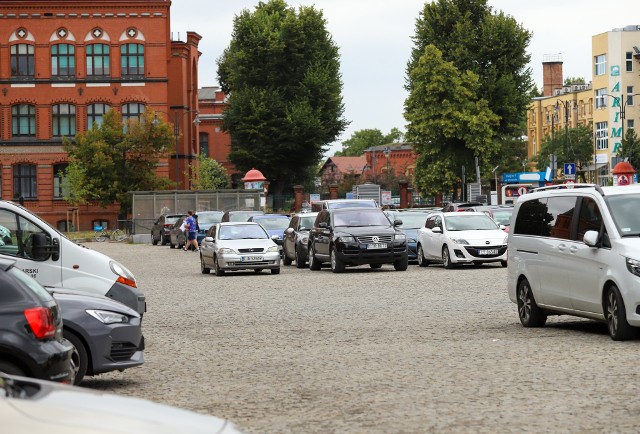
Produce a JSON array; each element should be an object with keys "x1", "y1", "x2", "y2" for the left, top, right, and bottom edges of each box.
[{"x1": 542, "y1": 54, "x2": 563, "y2": 97}]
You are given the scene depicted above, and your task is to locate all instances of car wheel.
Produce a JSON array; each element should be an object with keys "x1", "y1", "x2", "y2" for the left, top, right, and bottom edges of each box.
[
  {"x1": 161, "y1": 235, "x2": 167, "y2": 246},
  {"x1": 151, "y1": 233, "x2": 158, "y2": 246},
  {"x1": 64, "y1": 330, "x2": 88, "y2": 385},
  {"x1": 394, "y1": 255, "x2": 409, "y2": 271},
  {"x1": 200, "y1": 254, "x2": 210, "y2": 274},
  {"x1": 214, "y1": 256, "x2": 225, "y2": 276},
  {"x1": 605, "y1": 284, "x2": 636, "y2": 341},
  {"x1": 309, "y1": 244, "x2": 321, "y2": 270},
  {"x1": 295, "y1": 245, "x2": 306, "y2": 269},
  {"x1": 369, "y1": 263, "x2": 382, "y2": 269},
  {"x1": 501, "y1": 260, "x2": 508, "y2": 267},
  {"x1": 271, "y1": 268, "x2": 281, "y2": 275},
  {"x1": 0, "y1": 360, "x2": 25, "y2": 376},
  {"x1": 330, "y1": 246, "x2": 345, "y2": 273},
  {"x1": 417, "y1": 244, "x2": 429, "y2": 267},
  {"x1": 442, "y1": 245, "x2": 454, "y2": 269},
  {"x1": 169, "y1": 239, "x2": 175, "y2": 249},
  {"x1": 516, "y1": 278, "x2": 547, "y2": 327}
]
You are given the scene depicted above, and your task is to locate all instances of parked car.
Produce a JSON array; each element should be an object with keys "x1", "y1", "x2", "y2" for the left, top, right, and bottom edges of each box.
[
  {"x1": 151, "y1": 214, "x2": 185, "y2": 246},
  {"x1": 169, "y1": 216, "x2": 188, "y2": 249},
  {"x1": 48, "y1": 287, "x2": 144, "y2": 385},
  {"x1": 200, "y1": 222, "x2": 281, "y2": 276},
  {"x1": 0, "y1": 258, "x2": 74, "y2": 384},
  {"x1": 508, "y1": 184, "x2": 640, "y2": 340},
  {"x1": 310, "y1": 199, "x2": 378, "y2": 212},
  {"x1": 196, "y1": 211, "x2": 224, "y2": 244},
  {"x1": 0, "y1": 371, "x2": 244, "y2": 434},
  {"x1": 442, "y1": 202, "x2": 483, "y2": 212},
  {"x1": 283, "y1": 212, "x2": 318, "y2": 268},
  {"x1": 308, "y1": 207, "x2": 408, "y2": 273},
  {"x1": 247, "y1": 214, "x2": 290, "y2": 255},
  {"x1": 385, "y1": 210, "x2": 433, "y2": 261},
  {"x1": 465, "y1": 206, "x2": 514, "y2": 232},
  {"x1": 416, "y1": 212, "x2": 508, "y2": 268},
  {"x1": 221, "y1": 210, "x2": 265, "y2": 223}
]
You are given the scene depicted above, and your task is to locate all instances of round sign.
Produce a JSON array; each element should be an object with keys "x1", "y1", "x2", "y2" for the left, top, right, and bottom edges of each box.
[
  {"x1": 517, "y1": 186, "x2": 528, "y2": 196},
  {"x1": 619, "y1": 174, "x2": 630, "y2": 186}
]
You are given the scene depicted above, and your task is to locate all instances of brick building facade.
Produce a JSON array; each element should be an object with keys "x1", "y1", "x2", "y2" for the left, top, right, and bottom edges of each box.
[{"x1": 0, "y1": 0, "x2": 203, "y2": 230}]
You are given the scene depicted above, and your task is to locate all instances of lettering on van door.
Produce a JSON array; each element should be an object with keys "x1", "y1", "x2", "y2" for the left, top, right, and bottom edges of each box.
[{"x1": 21, "y1": 268, "x2": 38, "y2": 279}]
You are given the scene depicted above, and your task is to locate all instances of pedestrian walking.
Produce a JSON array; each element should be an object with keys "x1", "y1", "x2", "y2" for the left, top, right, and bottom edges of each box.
[{"x1": 183, "y1": 210, "x2": 199, "y2": 252}]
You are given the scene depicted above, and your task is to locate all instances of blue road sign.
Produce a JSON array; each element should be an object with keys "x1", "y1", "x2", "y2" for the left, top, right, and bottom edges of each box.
[{"x1": 564, "y1": 163, "x2": 576, "y2": 176}]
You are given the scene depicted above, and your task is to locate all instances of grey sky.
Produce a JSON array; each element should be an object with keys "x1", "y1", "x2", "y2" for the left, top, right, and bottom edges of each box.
[{"x1": 170, "y1": 0, "x2": 636, "y2": 155}]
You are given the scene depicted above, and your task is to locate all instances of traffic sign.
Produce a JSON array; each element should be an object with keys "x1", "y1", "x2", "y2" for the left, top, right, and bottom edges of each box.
[
  {"x1": 517, "y1": 186, "x2": 528, "y2": 196},
  {"x1": 564, "y1": 163, "x2": 576, "y2": 180}
]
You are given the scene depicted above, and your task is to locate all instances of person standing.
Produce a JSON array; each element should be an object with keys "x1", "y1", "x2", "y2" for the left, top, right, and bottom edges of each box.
[{"x1": 183, "y1": 210, "x2": 199, "y2": 252}]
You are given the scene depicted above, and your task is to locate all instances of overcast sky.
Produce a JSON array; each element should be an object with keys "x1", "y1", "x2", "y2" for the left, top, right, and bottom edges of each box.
[{"x1": 170, "y1": 0, "x2": 637, "y2": 155}]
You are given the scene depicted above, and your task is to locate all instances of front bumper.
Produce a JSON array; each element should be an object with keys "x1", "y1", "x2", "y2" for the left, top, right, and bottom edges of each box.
[
  {"x1": 336, "y1": 240, "x2": 407, "y2": 265},
  {"x1": 218, "y1": 251, "x2": 281, "y2": 270},
  {"x1": 86, "y1": 317, "x2": 145, "y2": 375},
  {"x1": 450, "y1": 244, "x2": 507, "y2": 264}
]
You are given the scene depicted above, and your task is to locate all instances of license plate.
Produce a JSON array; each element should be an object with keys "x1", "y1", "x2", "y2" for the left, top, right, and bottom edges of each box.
[
  {"x1": 367, "y1": 243, "x2": 387, "y2": 249},
  {"x1": 478, "y1": 249, "x2": 498, "y2": 255},
  {"x1": 241, "y1": 256, "x2": 263, "y2": 262}
]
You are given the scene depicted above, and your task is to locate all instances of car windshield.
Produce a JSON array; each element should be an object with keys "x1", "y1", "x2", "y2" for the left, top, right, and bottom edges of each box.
[
  {"x1": 230, "y1": 212, "x2": 261, "y2": 222},
  {"x1": 607, "y1": 194, "x2": 640, "y2": 236},
  {"x1": 298, "y1": 216, "x2": 316, "y2": 231},
  {"x1": 333, "y1": 210, "x2": 390, "y2": 227},
  {"x1": 197, "y1": 213, "x2": 223, "y2": 225},
  {"x1": 219, "y1": 225, "x2": 268, "y2": 240},
  {"x1": 444, "y1": 214, "x2": 499, "y2": 231},
  {"x1": 255, "y1": 217, "x2": 290, "y2": 230},
  {"x1": 166, "y1": 216, "x2": 181, "y2": 224},
  {"x1": 490, "y1": 210, "x2": 513, "y2": 226},
  {"x1": 329, "y1": 201, "x2": 376, "y2": 209},
  {"x1": 393, "y1": 213, "x2": 431, "y2": 229}
]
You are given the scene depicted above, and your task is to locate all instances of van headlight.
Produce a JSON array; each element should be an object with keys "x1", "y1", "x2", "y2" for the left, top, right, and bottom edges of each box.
[
  {"x1": 110, "y1": 260, "x2": 136, "y2": 287},
  {"x1": 626, "y1": 258, "x2": 640, "y2": 277},
  {"x1": 87, "y1": 309, "x2": 129, "y2": 324}
]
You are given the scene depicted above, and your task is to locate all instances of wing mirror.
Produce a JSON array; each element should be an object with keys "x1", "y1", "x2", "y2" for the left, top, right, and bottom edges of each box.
[
  {"x1": 432, "y1": 227, "x2": 442, "y2": 234},
  {"x1": 583, "y1": 230, "x2": 599, "y2": 247}
]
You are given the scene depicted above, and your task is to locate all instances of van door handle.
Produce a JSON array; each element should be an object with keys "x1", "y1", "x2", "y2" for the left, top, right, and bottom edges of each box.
[
  {"x1": 569, "y1": 246, "x2": 578, "y2": 253},
  {"x1": 558, "y1": 244, "x2": 566, "y2": 251}
]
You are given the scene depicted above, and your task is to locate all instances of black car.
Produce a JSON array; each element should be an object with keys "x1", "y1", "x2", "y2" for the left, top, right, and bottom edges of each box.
[
  {"x1": 283, "y1": 212, "x2": 318, "y2": 268},
  {"x1": 307, "y1": 207, "x2": 408, "y2": 273},
  {"x1": 151, "y1": 214, "x2": 186, "y2": 246},
  {"x1": 0, "y1": 259, "x2": 74, "y2": 383},
  {"x1": 169, "y1": 216, "x2": 188, "y2": 249},
  {"x1": 49, "y1": 287, "x2": 144, "y2": 385}
]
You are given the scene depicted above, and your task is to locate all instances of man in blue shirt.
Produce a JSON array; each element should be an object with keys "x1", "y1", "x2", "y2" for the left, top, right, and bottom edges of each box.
[{"x1": 183, "y1": 210, "x2": 199, "y2": 252}]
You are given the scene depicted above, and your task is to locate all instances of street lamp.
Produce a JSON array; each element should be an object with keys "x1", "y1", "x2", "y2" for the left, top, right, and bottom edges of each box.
[
  {"x1": 153, "y1": 109, "x2": 200, "y2": 188},
  {"x1": 603, "y1": 93, "x2": 640, "y2": 155},
  {"x1": 492, "y1": 165, "x2": 499, "y2": 205},
  {"x1": 555, "y1": 99, "x2": 576, "y2": 162}
]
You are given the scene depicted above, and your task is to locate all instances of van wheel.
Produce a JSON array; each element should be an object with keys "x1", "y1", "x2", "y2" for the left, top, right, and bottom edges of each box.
[
  {"x1": 517, "y1": 278, "x2": 547, "y2": 327},
  {"x1": 442, "y1": 246, "x2": 454, "y2": 269},
  {"x1": 0, "y1": 360, "x2": 25, "y2": 376},
  {"x1": 309, "y1": 244, "x2": 321, "y2": 270},
  {"x1": 330, "y1": 246, "x2": 345, "y2": 273},
  {"x1": 417, "y1": 244, "x2": 429, "y2": 267},
  {"x1": 295, "y1": 246, "x2": 306, "y2": 268},
  {"x1": 200, "y1": 254, "x2": 210, "y2": 274},
  {"x1": 605, "y1": 285, "x2": 636, "y2": 340},
  {"x1": 64, "y1": 330, "x2": 88, "y2": 385}
]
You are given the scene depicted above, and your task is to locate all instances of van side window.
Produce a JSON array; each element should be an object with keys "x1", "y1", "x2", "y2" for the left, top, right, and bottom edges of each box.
[
  {"x1": 545, "y1": 197, "x2": 577, "y2": 239},
  {"x1": 0, "y1": 210, "x2": 49, "y2": 259},
  {"x1": 576, "y1": 197, "x2": 603, "y2": 241},
  {"x1": 514, "y1": 199, "x2": 549, "y2": 236}
]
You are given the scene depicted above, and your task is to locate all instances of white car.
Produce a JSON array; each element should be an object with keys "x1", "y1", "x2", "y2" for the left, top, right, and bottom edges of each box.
[
  {"x1": 416, "y1": 212, "x2": 508, "y2": 268},
  {"x1": 0, "y1": 371, "x2": 243, "y2": 434},
  {"x1": 199, "y1": 222, "x2": 281, "y2": 276}
]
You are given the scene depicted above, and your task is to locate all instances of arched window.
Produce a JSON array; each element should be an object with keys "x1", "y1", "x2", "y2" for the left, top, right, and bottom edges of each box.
[
  {"x1": 52, "y1": 104, "x2": 76, "y2": 137},
  {"x1": 51, "y1": 44, "x2": 75, "y2": 77},
  {"x1": 10, "y1": 44, "x2": 34, "y2": 77},
  {"x1": 12, "y1": 104, "x2": 36, "y2": 137},
  {"x1": 86, "y1": 44, "x2": 110, "y2": 77},
  {"x1": 53, "y1": 163, "x2": 69, "y2": 199},
  {"x1": 199, "y1": 132, "x2": 209, "y2": 156},
  {"x1": 13, "y1": 164, "x2": 37, "y2": 199},
  {"x1": 88, "y1": 103, "x2": 111, "y2": 128},
  {"x1": 120, "y1": 43, "x2": 144, "y2": 76}
]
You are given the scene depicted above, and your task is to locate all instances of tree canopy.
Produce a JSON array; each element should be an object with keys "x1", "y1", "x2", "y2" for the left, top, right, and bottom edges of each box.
[
  {"x1": 617, "y1": 128, "x2": 640, "y2": 171},
  {"x1": 533, "y1": 124, "x2": 594, "y2": 179},
  {"x1": 63, "y1": 110, "x2": 174, "y2": 217},
  {"x1": 335, "y1": 128, "x2": 404, "y2": 157},
  {"x1": 188, "y1": 156, "x2": 230, "y2": 190},
  {"x1": 405, "y1": 0, "x2": 533, "y2": 195},
  {"x1": 217, "y1": 0, "x2": 347, "y2": 199}
]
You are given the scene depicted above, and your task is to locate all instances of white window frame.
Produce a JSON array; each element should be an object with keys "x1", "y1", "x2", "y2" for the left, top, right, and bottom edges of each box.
[
  {"x1": 595, "y1": 88, "x2": 607, "y2": 109},
  {"x1": 594, "y1": 54, "x2": 606, "y2": 76},
  {"x1": 596, "y1": 121, "x2": 608, "y2": 150}
]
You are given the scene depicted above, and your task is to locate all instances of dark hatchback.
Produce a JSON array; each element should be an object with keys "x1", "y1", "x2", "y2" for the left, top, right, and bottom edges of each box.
[
  {"x1": 151, "y1": 214, "x2": 186, "y2": 246},
  {"x1": 0, "y1": 259, "x2": 74, "y2": 383},
  {"x1": 308, "y1": 208, "x2": 408, "y2": 273}
]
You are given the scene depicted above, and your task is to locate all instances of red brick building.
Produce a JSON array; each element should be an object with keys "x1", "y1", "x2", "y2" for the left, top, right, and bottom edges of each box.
[
  {"x1": 0, "y1": 0, "x2": 202, "y2": 230},
  {"x1": 319, "y1": 156, "x2": 366, "y2": 187},
  {"x1": 362, "y1": 143, "x2": 417, "y2": 183}
]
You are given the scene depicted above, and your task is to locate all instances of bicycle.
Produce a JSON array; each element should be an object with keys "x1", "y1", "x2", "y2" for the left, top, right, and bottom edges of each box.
[{"x1": 93, "y1": 226, "x2": 128, "y2": 242}]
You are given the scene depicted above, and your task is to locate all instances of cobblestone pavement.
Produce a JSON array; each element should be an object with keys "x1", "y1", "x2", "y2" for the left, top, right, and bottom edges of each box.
[{"x1": 84, "y1": 241, "x2": 640, "y2": 433}]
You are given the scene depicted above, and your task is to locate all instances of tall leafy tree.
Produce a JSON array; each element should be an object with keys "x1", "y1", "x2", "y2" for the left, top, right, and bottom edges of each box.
[
  {"x1": 63, "y1": 110, "x2": 174, "y2": 218},
  {"x1": 405, "y1": 45, "x2": 499, "y2": 196},
  {"x1": 618, "y1": 128, "x2": 640, "y2": 171},
  {"x1": 533, "y1": 125, "x2": 594, "y2": 180},
  {"x1": 406, "y1": 0, "x2": 533, "y2": 193},
  {"x1": 217, "y1": 0, "x2": 347, "y2": 203},
  {"x1": 335, "y1": 128, "x2": 404, "y2": 156},
  {"x1": 188, "y1": 155, "x2": 230, "y2": 190}
]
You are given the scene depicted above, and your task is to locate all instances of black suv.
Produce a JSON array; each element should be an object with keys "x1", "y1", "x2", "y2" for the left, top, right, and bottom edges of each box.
[
  {"x1": 308, "y1": 207, "x2": 408, "y2": 273},
  {"x1": 0, "y1": 259, "x2": 74, "y2": 383}
]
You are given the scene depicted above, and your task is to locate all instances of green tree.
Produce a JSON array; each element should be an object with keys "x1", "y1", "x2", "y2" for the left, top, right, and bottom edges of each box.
[
  {"x1": 335, "y1": 128, "x2": 404, "y2": 156},
  {"x1": 406, "y1": 0, "x2": 533, "y2": 188},
  {"x1": 405, "y1": 45, "x2": 500, "y2": 197},
  {"x1": 564, "y1": 77, "x2": 586, "y2": 85},
  {"x1": 618, "y1": 128, "x2": 640, "y2": 170},
  {"x1": 189, "y1": 155, "x2": 230, "y2": 190},
  {"x1": 63, "y1": 110, "x2": 174, "y2": 218},
  {"x1": 534, "y1": 125, "x2": 594, "y2": 180},
  {"x1": 217, "y1": 0, "x2": 347, "y2": 205}
]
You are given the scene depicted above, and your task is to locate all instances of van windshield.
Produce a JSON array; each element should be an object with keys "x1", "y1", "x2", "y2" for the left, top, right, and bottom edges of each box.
[{"x1": 607, "y1": 194, "x2": 640, "y2": 236}]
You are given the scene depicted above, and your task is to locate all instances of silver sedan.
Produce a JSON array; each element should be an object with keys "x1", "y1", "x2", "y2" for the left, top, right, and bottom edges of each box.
[{"x1": 199, "y1": 222, "x2": 281, "y2": 276}]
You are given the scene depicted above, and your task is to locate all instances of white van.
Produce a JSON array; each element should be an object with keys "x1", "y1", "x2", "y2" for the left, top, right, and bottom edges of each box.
[
  {"x1": 0, "y1": 201, "x2": 145, "y2": 315},
  {"x1": 508, "y1": 183, "x2": 640, "y2": 340}
]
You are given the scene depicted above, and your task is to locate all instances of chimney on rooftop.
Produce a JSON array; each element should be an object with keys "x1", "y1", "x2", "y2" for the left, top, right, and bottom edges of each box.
[{"x1": 542, "y1": 53, "x2": 563, "y2": 97}]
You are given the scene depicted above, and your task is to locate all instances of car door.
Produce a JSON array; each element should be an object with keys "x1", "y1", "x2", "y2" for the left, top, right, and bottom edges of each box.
[
  {"x1": 200, "y1": 225, "x2": 216, "y2": 267},
  {"x1": 313, "y1": 211, "x2": 332, "y2": 260},
  {"x1": 425, "y1": 215, "x2": 445, "y2": 259}
]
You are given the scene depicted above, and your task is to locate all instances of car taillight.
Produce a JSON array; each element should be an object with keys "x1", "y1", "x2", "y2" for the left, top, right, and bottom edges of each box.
[
  {"x1": 24, "y1": 307, "x2": 56, "y2": 339},
  {"x1": 164, "y1": 224, "x2": 173, "y2": 228}
]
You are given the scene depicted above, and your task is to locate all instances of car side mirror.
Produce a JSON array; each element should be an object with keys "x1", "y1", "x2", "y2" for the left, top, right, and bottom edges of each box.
[
  {"x1": 204, "y1": 236, "x2": 214, "y2": 242},
  {"x1": 271, "y1": 235, "x2": 283, "y2": 245},
  {"x1": 393, "y1": 219, "x2": 403, "y2": 226},
  {"x1": 583, "y1": 230, "x2": 599, "y2": 247},
  {"x1": 499, "y1": 224, "x2": 506, "y2": 230},
  {"x1": 432, "y1": 226, "x2": 442, "y2": 233}
]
